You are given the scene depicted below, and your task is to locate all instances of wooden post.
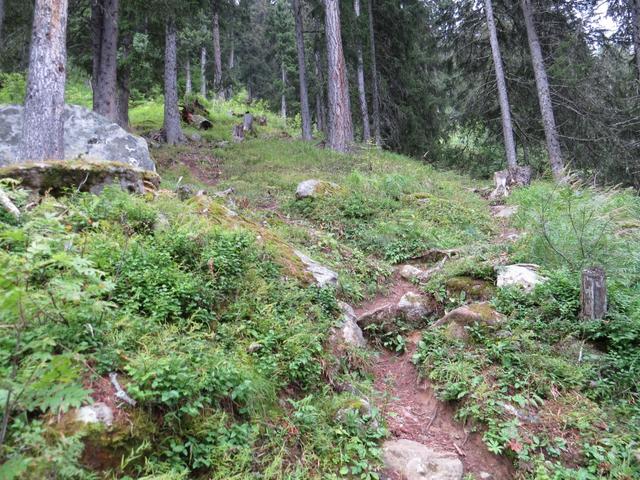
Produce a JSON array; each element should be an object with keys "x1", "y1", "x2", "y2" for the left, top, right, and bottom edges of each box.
[{"x1": 581, "y1": 267, "x2": 607, "y2": 320}]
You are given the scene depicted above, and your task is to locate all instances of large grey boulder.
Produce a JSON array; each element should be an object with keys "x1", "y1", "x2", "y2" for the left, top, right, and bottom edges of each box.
[
  {"x1": 383, "y1": 439, "x2": 463, "y2": 480},
  {"x1": 397, "y1": 292, "x2": 431, "y2": 322},
  {"x1": 0, "y1": 105, "x2": 155, "y2": 171}
]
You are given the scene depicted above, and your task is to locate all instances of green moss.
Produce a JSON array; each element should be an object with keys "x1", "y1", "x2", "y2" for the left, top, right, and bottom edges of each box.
[{"x1": 445, "y1": 276, "x2": 495, "y2": 301}]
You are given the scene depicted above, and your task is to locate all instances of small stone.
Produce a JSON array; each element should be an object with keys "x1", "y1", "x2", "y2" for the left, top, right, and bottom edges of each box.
[
  {"x1": 294, "y1": 250, "x2": 338, "y2": 287},
  {"x1": 491, "y1": 205, "x2": 518, "y2": 218},
  {"x1": 76, "y1": 402, "x2": 114, "y2": 426},
  {"x1": 189, "y1": 133, "x2": 203, "y2": 142},
  {"x1": 295, "y1": 179, "x2": 338, "y2": 199},
  {"x1": 479, "y1": 472, "x2": 493, "y2": 480},
  {"x1": 330, "y1": 302, "x2": 366, "y2": 348},
  {"x1": 247, "y1": 342, "x2": 263, "y2": 353},
  {"x1": 496, "y1": 264, "x2": 547, "y2": 293},
  {"x1": 399, "y1": 264, "x2": 431, "y2": 282}
]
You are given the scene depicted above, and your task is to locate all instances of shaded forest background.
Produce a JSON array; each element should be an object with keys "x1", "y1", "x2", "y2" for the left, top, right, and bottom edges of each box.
[{"x1": 1, "y1": 0, "x2": 639, "y2": 185}]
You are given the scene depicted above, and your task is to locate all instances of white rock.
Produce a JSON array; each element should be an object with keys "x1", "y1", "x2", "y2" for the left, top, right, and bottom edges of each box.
[
  {"x1": 383, "y1": 439, "x2": 463, "y2": 480},
  {"x1": 76, "y1": 402, "x2": 114, "y2": 426},
  {"x1": 295, "y1": 179, "x2": 337, "y2": 199},
  {"x1": 295, "y1": 250, "x2": 338, "y2": 287},
  {"x1": 491, "y1": 205, "x2": 518, "y2": 218},
  {"x1": 496, "y1": 264, "x2": 547, "y2": 293}
]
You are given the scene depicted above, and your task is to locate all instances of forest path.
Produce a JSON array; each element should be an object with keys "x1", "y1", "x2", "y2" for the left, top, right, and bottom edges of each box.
[{"x1": 356, "y1": 202, "x2": 518, "y2": 479}]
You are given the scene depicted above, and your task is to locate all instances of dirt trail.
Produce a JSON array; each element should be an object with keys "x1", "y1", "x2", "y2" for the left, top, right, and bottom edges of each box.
[
  {"x1": 370, "y1": 332, "x2": 514, "y2": 479},
  {"x1": 357, "y1": 204, "x2": 517, "y2": 479}
]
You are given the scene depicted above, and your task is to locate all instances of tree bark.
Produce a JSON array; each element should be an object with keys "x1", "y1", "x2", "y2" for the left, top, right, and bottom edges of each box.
[
  {"x1": 354, "y1": 0, "x2": 371, "y2": 143},
  {"x1": 521, "y1": 0, "x2": 564, "y2": 181},
  {"x1": 281, "y1": 61, "x2": 287, "y2": 118},
  {"x1": 485, "y1": 0, "x2": 517, "y2": 169},
  {"x1": 91, "y1": 0, "x2": 119, "y2": 122},
  {"x1": 314, "y1": 46, "x2": 326, "y2": 134},
  {"x1": 212, "y1": 1, "x2": 222, "y2": 95},
  {"x1": 632, "y1": 0, "x2": 640, "y2": 81},
  {"x1": 116, "y1": 31, "x2": 131, "y2": 130},
  {"x1": 185, "y1": 57, "x2": 192, "y2": 95},
  {"x1": 164, "y1": 20, "x2": 184, "y2": 145},
  {"x1": 324, "y1": 0, "x2": 353, "y2": 152},
  {"x1": 0, "y1": 0, "x2": 5, "y2": 49},
  {"x1": 200, "y1": 46, "x2": 207, "y2": 97},
  {"x1": 367, "y1": 0, "x2": 381, "y2": 146},
  {"x1": 292, "y1": 0, "x2": 313, "y2": 140},
  {"x1": 19, "y1": 0, "x2": 69, "y2": 161}
]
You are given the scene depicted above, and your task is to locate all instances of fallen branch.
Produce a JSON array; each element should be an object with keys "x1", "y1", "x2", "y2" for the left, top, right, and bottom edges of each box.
[
  {"x1": 109, "y1": 372, "x2": 137, "y2": 406},
  {"x1": 0, "y1": 187, "x2": 20, "y2": 219}
]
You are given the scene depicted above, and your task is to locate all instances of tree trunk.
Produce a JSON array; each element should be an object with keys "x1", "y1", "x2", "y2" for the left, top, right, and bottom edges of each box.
[
  {"x1": 354, "y1": 0, "x2": 371, "y2": 143},
  {"x1": 314, "y1": 46, "x2": 326, "y2": 135},
  {"x1": 485, "y1": 0, "x2": 517, "y2": 169},
  {"x1": 228, "y1": 42, "x2": 235, "y2": 69},
  {"x1": 632, "y1": 0, "x2": 640, "y2": 81},
  {"x1": 281, "y1": 61, "x2": 287, "y2": 118},
  {"x1": 0, "y1": 0, "x2": 5, "y2": 48},
  {"x1": 116, "y1": 31, "x2": 131, "y2": 130},
  {"x1": 185, "y1": 57, "x2": 192, "y2": 95},
  {"x1": 200, "y1": 47, "x2": 207, "y2": 97},
  {"x1": 367, "y1": 0, "x2": 381, "y2": 146},
  {"x1": 212, "y1": 2, "x2": 222, "y2": 94},
  {"x1": 18, "y1": 0, "x2": 69, "y2": 161},
  {"x1": 292, "y1": 0, "x2": 313, "y2": 140},
  {"x1": 580, "y1": 267, "x2": 607, "y2": 320},
  {"x1": 324, "y1": 0, "x2": 353, "y2": 152},
  {"x1": 521, "y1": 0, "x2": 564, "y2": 181},
  {"x1": 164, "y1": 20, "x2": 184, "y2": 145},
  {"x1": 91, "y1": 0, "x2": 119, "y2": 122}
]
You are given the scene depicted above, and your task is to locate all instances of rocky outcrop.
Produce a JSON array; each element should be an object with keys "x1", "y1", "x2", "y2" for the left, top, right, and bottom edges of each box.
[
  {"x1": 397, "y1": 292, "x2": 431, "y2": 322},
  {"x1": 0, "y1": 105, "x2": 155, "y2": 171},
  {"x1": 383, "y1": 439, "x2": 463, "y2": 480},
  {"x1": 295, "y1": 179, "x2": 338, "y2": 199},
  {"x1": 496, "y1": 264, "x2": 547, "y2": 293},
  {"x1": 431, "y1": 303, "x2": 505, "y2": 341}
]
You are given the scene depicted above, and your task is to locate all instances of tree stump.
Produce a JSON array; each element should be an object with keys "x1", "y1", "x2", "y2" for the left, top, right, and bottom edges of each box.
[
  {"x1": 243, "y1": 112, "x2": 254, "y2": 133},
  {"x1": 232, "y1": 124, "x2": 244, "y2": 143},
  {"x1": 580, "y1": 267, "x2": 607, "y2": 320}
]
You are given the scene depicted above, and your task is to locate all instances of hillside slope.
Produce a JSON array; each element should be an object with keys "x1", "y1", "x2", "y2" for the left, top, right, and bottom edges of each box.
[{"x1": 1, "y1": 98, "x2": 639, "y2": 480}]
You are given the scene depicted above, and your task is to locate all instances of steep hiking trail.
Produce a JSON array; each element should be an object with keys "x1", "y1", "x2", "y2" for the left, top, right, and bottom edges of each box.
[
  {"x1": 355, "y1": 280, "x2": 516, "y2": 479},
  {"x1": 348, "y1": 199, "x2": 523, "y2": 479}
]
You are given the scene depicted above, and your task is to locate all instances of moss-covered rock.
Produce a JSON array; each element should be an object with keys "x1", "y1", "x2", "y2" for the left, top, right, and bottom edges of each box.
[
  {"x1": 445, "y1": 276, "x2": 495, "y2": 301},
  {"x1": 0, "y1": 159, "x2": 160, "y2": 195},
  {"x1": 431, "y1": 302, "x2": 504, "y2": 341}
]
